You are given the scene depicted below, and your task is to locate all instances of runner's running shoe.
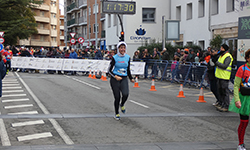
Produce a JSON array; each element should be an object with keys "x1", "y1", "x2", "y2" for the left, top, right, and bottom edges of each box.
[
  {"x1": 121, "y1": 105, "x2": 126, "y2": 114},
  {"x1": 237, "y1": 144, "x2": 246, "y2": 150},
  {"x1": 114, "y1": 114, "x2": 120, "y2": 121}
]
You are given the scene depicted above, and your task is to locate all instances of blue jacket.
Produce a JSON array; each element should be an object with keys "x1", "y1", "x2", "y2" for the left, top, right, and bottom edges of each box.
[
  {"x1": 95, "y1": 50, "x2": 103, "y2": 59},
  {"x1": 69, "y1": 51, "x2": 78, "y2": 59}
]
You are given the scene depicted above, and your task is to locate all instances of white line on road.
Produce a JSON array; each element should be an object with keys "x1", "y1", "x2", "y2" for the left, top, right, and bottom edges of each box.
[
  {"x1": 0, "y1": 112, "x2": 11, "y2": 146},
  {"x1": 2, "y1": 81, "x2": 18, "y2": 84},
  {"x1": 8, "y1": 111, "x2": 38, "y2": 115},
  {"x1": 2, "y1": 87, "x2": 22, "y2": 90},
  {"x1": 2, "y1": 98, "x2": 30, "y2": 103},
  {"x1": 2, "y1": 90, "x2": 24, "y2": 93},
  {"x1": 129, "y1": 100, "x2": 150, "y2": 109},
  {"x1": 4, "y1": 104, "x2": 33, "y2": 109},
  {"x1": 65, "y1": 76, "x2": 101, "y2": 90},
  {"x1": 15, "y1": 72, "x2": 74, "y2": 145},
  {"x1": 2, "y1": 84, "x2": 20, "y2": 86},
  {"x1": 17, "y1": 132, "x2": 53, "y2": 142},
  {"x1": 12, "y1": 120, "x2": 45, "y2": 127},
  {"x1": 2, "y1": 94, "x2": 26, "y2": 97}
]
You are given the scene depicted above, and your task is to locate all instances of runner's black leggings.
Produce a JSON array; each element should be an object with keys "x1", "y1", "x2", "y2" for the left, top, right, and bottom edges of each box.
[{"x1": 110, "y1": 76, "x2": 129, "y2": 114}]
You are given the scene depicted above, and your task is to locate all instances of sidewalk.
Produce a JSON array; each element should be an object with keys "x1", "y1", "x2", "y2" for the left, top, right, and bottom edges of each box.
[{"x1": 0, "y1": 141, "x2": 243, "y2": 150}]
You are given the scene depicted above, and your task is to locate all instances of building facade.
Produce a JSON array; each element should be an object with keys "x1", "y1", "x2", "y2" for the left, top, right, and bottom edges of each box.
[
  {"x1": 65, "y1": 0, "x2": 105, "y2": 49},
  {"x1": 18, "y1": 0, "x2": 60, "y2": 48},
  {"x1": 60, "y1": 13, "x2": 66, "y2": 50},
  {"x1": 170, "y1": 0, "x2": 238, "y2": 51}
]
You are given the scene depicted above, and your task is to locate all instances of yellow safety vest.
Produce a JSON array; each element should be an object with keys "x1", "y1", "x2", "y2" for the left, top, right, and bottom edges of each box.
[{"x1": 215, "y1": 52, "x2": 233, "y2": 80}]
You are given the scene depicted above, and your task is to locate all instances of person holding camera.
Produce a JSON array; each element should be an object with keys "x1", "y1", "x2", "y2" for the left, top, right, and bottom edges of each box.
[{"x1": 229, "y1": 49, "x2": 250, "y2": 150}]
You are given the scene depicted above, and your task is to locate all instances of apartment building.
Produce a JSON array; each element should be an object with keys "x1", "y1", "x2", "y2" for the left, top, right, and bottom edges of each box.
[
  {"x1": 171, "y1": 0, "x2": 238, "y2": 50},
  {"x1": 60, "y1": 13, "x2": 66, "y2": 50},
  {"x1": 18, "y1": 0, "x2": 60, "y2": 48},
  {"x1": 65, "y1": 0, "x2": 105, "y2": 49}
]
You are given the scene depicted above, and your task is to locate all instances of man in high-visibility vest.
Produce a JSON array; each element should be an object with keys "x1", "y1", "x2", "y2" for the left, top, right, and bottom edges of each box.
[{"x1": 213, "y1": 44, "x2": 233, "y2": 112}]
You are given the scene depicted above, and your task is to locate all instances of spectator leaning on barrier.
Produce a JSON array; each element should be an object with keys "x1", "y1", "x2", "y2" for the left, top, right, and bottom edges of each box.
[
  {"x1": 133, "y1": 51, "x2": 140, "y2": 61},
  {"x1": 142, "y1": 49, "x2": 151, "y2": 79},
  {"x1": 88, "y1": 48, "x2": 95, "y2": 59},
  {"x1": 174, "y1": 48, "x2": 181, "y2": 58},
  {"x1": 95, "y1": 48, "x2": 103, "y2": 60},
  {"x1": 213, "y1": 43, "x2": 233, "y2": 112},
  {"x1": 208, "y1": 48, "x2": 220, "y2": 107},
  {"x1": 228, "y1": 49, "x2": 250, "y2": 150},
  {"x1": 0, "y1": 53, "x2": 6, "y2": 98},
  {"x1": 160, "y1": 48, "x2": 169, "y2": 61},
  {"x1": 186, "y1": 49, "x2": 196, "y2": 63}
]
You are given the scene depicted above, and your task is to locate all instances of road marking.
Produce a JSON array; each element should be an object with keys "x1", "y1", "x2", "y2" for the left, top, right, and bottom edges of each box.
[
  {"x1": 2, "y1": 84, "x2": 20, "y2": 86},
  {"x1": 15, "y1": 72, "x2": 74, "y2": 145},
  {"x1": 129, "y1": 100, "x2": 150, "y2": 109},
  {"x1": 2, "y1": 94, "x2": 26, "y2": 97},
  {"x1": 2, "y1": 98, "x2": 30, "y2": 103},
  {"x1": 4, "y1": 104, "x2": 33, "y2": 109},
  {"x1": 12, "y1": 120, "x2": 45, "y2": 127},
  {"x1": 17, "y1": 132, "x2": 52, "y2": 142},
  {"x1": 2, "y1": 90, "x2": 24, "y2": 93},
  {"x1": 65, "y1": 76, "x2": 101, "y2": 90},
  {"x1": 8, "y1": 111, "x2": 38, "y2": 115},
  {"x1": 2, "y1": 87, "x2": 22, "y2": 90},
  {"x1": 0, "y1": 112, "x2": 11, "y2": 146},
  {"x1": 2, "y1": 81, "x2": 18, "y2": 84}
]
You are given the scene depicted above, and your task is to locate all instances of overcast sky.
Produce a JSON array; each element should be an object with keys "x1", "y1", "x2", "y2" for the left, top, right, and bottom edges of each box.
[{"x1": 59, "y1": 0, "x2": 64, "y2": 15}]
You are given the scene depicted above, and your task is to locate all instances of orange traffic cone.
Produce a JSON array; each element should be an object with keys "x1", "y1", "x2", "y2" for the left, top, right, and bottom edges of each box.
[
  {"x1": 102, "y1": 72, "x2": 107, "y2": 81},
  {"x1": 92, "y1": 70, "x2": 97, "y2": 79},
  {"x1": 177, "y1": 84, "x2": 186, "y2": 98},
  {"x1": 196, "y1": 88, "x2": 206, "y2": 103},
  {"x1": 88, "y1": 70, "x2": 92, "y2": 78},
  {"x1": 133, "y1": 77, "x2": 140, "y2": 88},
  {"x1": 100, "y1": 71, "x2": 104, "y2": 80},
  {"x1": 149, "y1": 79, "x2": 157, "y2": 91}
]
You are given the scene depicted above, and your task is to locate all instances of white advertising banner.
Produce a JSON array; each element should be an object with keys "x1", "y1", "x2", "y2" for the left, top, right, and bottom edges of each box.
[{"x1": 11, "y1": 57, "x2": 145, "y2": 75}]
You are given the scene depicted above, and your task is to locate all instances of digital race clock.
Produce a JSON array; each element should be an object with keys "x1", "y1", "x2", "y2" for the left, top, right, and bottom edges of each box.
[{"x1": 102, "y1": 1, "x2": 136, "y2": 14}]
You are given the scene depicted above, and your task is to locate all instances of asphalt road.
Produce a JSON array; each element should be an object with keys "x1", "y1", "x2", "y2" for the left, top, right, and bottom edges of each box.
[{"x1": 0, "y1": 71, "x2": 247, "y2": 149}]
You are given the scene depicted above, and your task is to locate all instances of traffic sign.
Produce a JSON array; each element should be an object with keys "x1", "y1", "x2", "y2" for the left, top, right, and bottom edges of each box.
[
  {"x1": 0, "y1": 31, "x2": 4, "y2": 37},
  {"x1": 0, "y1": 37, "x2": 5, "y2": 44},
  {"x1": 0, "y1": 44, "x2": 3, "y2": 51},
  {"x1": 70, "y1": 38, "x2": 76, "y2": 44},
  {"x1": 70, "y1": 33, "x2": 76, "y2": 38},
  {"x1": 78, "y1": 37, "x2": 85, "y2": 44}
]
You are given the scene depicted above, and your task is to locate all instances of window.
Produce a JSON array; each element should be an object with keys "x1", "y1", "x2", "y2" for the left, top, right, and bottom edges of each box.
[
  {"x1": 88, "y1": 6, "x2": 91, "y2": 15},
  {"x1": 227, "y1": 0, "x2": 235, "y2": 12},
  {"x1": 176, "y1": 6, "x2": 181, "y2": 20},
  {"x1": 113, "y1": 14, "x2": 117, "y2": 26},
  {"x1": 51, "y1": 1, "x2": 56, "y2": 6},
  {"x1": 93, "y1": 4, "x2": 99, "y2": 14},
  {"x1": 60, "y1": 31, "x2": 62, "y2": 36},
  {"x1": 142, "y1": 8, "x2": 155, "y2": 22},
  {"x1": 211, "y1": 0, "x2": 219, "y2": 15},
  {"x1": 51, "y1": 13, "x2": 56, "y2": 18},
  {"x1": 71, "y1": 13, "x2": 75, "y2": 19},
  {"x1": 93, "y1": 24, "x2": 99, "y2": 33},
  {"x1": 89, "y1": 25, "x2": 91, "y2": 34},
  {"x1": 40, "y1": 36, "x2": 45, "y2": 41},
  {"x1": 40, "y1": 23, "x2": 44, "y2": 29},
  {"x1": 108, "y1": 14, "x2": 111, "y2": 27},
  {"x1": 51, "y1": 25, "x2": 56, "y2": 30},
  {"x1": 40, "y1": 11, "x2": 45, "y2": 16},
  {"x1": 198, "y1": 0, "x2": 205, "y2": 17},
  {"x1": 84, "y1": 27, "x2": 87, "y2": 35},
  {"x1": 187, "y1": 3, "x2": 192, "y2": 20},
  {"x1": 51, "y1": 37, "x2": 56, "y2": 42}
]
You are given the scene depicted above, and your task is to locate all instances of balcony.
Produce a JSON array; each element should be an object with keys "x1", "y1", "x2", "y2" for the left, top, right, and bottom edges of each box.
[
  {"x1": 67, "y1": 18, "x2": 78, "y2": 27},
  {"x1": 60, "y1": 26, "x2": 64, "y2": 30},
  {"x1": 79, "y1": 0, "x2": 87, "y2": 8},
  {"x1": 50, "y1": 18, "x2": 57, "y2": 25},
  {"x1": 101, "y1": 30, "x2": 105, "y2": 38},
  {"x1": 33, "y1": 4, "x2": 49, "y2": 11},
  {"x1": 34, "y1": 16, "x2": 49, "y2": 23},
  {"x1": 100, "y1": 13, "x2": 105, "y2": 21},
  {"x1": 51, "y1": 41, "x2": 57, "y2": 47},
  {"x1": 37, "y1": 29, "x2": 50, "y2": 35},
  {"x1": 60, "y1": 36, "x2": 64, "y2": 40},
  {"x1": 30, "y1": 40, "x2": 50, "y2": 47},
  {"x1": 50, "y1": 6, "x2": 57, "y2": 14},
  {"x1": 78, "y1": 17, "x2": 87, "y2": 25},
  {"x1": 67, "y1": 2, "x2": 79, "y2": 12},
  {"x1": 51, "y1": 30, "x2": 57, "y2": 37}
]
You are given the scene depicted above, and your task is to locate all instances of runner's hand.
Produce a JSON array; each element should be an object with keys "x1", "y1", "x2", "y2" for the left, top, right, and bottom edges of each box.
[
  {"x1": 115, "y1": 75, "x2": 122, "y2": 81},
  {"x1": 130, "y1": 79, "x2": 135, "y2": 83},
  {"x1": 235, "y1": 101, "x2": 241, "y2": 108}
]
